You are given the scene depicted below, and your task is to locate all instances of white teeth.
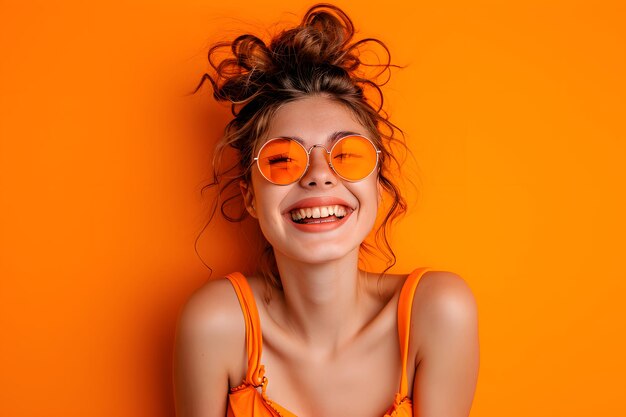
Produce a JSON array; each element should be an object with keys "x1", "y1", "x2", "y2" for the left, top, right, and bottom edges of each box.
[{"x1": 289, "y1": 204, "x2": 350, "y2": 221}]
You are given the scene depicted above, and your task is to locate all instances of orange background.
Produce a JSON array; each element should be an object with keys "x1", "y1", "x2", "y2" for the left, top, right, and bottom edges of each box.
[{"x1": 1, "y1": 1, "x2": 625, "y2": 416}]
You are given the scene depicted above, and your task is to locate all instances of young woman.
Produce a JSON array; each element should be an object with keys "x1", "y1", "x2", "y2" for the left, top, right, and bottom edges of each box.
[{"x1": 174, "y1": 4, "x2": 479, "y2": 417}]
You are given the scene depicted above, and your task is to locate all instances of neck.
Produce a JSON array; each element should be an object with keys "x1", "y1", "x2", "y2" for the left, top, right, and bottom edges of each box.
[{"x1": 272, "y1": 247, "x2": 369, "y2": 356}]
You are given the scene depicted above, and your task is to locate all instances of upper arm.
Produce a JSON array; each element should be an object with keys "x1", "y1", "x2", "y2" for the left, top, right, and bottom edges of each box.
[
  {"x1": 412, "y1": 271, "x2": 480, "y2": 417},
  {"x1": 173, "y1": 278, "x2": 246, "y2": 417}
]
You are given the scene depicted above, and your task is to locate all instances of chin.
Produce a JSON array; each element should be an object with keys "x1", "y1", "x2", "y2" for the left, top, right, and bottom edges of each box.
[{"x1": 277, "y1": 240, "x2": 361, "y2": 265}]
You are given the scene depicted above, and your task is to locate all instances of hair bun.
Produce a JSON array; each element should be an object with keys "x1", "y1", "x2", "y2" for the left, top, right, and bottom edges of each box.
[
  {"x1": 195, "y1": 4, "x2": 392, "y2": 113},
  {"x1": 271, "y1": 4, "x2": 355, "y2": 69}
]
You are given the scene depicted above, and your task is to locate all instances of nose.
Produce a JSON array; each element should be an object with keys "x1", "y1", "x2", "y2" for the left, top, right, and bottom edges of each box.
[{"x1": 299, "y1": 146, "x2": 338, "y2": 188}]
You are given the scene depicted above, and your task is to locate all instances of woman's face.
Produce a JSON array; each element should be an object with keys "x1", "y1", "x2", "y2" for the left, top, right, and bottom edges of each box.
[{"x1": 241, "y1": 95, "x2": 380, "y2": 265}]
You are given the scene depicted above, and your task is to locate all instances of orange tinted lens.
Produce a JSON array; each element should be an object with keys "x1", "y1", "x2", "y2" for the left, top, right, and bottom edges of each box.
[
  {"x1": 257, "y1": 138, "x2": 307, "y2": 184},
  {"x1": 330, "y1": 136, "x2": 378, "y2": 181}
]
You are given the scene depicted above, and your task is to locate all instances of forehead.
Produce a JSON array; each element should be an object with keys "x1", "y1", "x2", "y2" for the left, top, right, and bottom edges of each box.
[{"x1": 264, "y1": 96, "x2": 369, "y2": 143}]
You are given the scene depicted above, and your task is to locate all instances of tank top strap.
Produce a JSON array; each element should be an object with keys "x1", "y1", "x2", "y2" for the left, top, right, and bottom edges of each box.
[
  {"x1": 224, "y1": 272, "x2": 265, "y2": 386},
  {"x1": 397, "y1": 267, "x2": 432, "y2": 397}
]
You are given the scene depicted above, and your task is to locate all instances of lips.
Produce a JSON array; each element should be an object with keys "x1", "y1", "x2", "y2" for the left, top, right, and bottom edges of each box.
[{"x1": 284, "y1": 197, "x2": 354, "y2": 229}]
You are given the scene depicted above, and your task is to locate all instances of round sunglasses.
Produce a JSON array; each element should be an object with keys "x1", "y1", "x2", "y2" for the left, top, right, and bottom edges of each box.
[{"x1": 253, "y1": 135, "x2": 381, "y2": 185}]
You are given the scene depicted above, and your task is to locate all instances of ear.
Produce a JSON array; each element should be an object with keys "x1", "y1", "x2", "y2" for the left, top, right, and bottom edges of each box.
[{"x1": 239, "y1": 180, "x2": 257, "y2": 219}]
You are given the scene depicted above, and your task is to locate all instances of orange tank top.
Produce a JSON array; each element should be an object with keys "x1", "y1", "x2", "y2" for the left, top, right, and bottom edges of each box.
[{"x1": 223, "y1": 267, "x2": 431, "y2": 417}]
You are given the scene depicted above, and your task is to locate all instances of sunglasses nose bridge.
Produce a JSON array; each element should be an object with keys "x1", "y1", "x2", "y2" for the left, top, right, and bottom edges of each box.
[
  {"x1": 302, "y1": 144, "x2": 336, "y2": 178},
  {"x1": 306, "y1": 144, "x2": 332, "y2": 164}
]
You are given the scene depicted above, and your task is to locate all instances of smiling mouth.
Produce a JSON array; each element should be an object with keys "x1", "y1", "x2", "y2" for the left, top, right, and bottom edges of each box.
[{"x1": 289, "y1": 205, "x2": 350, "y2": 224}]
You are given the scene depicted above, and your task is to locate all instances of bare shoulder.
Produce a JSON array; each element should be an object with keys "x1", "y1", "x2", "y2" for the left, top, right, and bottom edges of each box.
[
  {"x1": 173, "y1": 277, "x2": 247, "y2": 417},
  {"x1": 415, "y1": 270, "x2": 478, "y2": 316},
  {"x1": 375, "y1": 269, "x2": 477, "y2": 317},
  {"x1": 176, "y1": 277, "x2": 244, "y2": 342},
  {"x1": 411, "y1": 270, "x2": 479, "y2": 360}
]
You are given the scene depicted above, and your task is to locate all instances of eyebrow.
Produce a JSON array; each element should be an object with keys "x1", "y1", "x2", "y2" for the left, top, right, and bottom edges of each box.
[{"x1": 281, "y1": 131, "x2": 363, "y2": 145}]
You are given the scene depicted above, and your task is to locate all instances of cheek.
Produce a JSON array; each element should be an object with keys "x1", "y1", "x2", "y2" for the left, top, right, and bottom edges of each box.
[
  {"x1": 370, "y1": 180, "x2": 383, "y2": 213},
  {"x1": 362, "y1": 178, "x2": 381, "y2": 208},
  {"x1": 250, "y1": 178, "x2": 288, "y2": 233},
  {"x1": 352, "y1": 180, "x2": 380, "y2": 226}
]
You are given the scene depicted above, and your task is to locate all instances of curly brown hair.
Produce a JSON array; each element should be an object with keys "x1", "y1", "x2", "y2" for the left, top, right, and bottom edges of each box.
[{"x1": 194, "y1": 3, "x2": 410, "y2": 292}]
